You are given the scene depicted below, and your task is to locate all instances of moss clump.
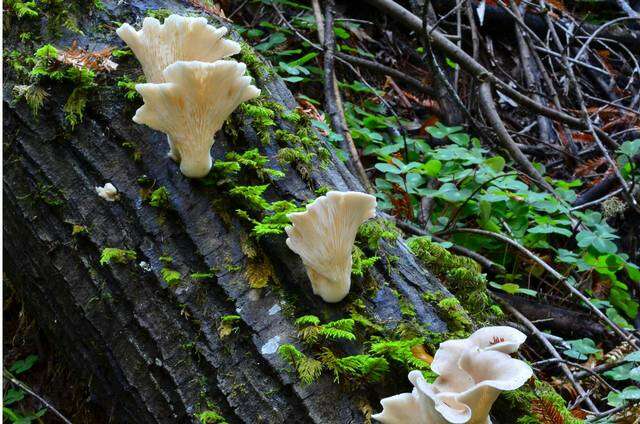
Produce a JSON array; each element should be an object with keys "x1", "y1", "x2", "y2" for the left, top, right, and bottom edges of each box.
[
  {"x1": 357, "y1": 219, "x2": 400, "y2": 251},
  {"x1": 436, "y1": 297, "x2": 472, "y2": 334},
  {"x1": 408, "y1": 236, "x2": 492, "y2": 323},
  {"x1": 160, "y1": 268, "x2": 181, "y2": 286},
  {"x1": 239, "y1": 99, "x2": 277, "y2": 145},
  {"x1": 498, "y1": 379, "x2": 584, "y2": 424},
  {"x1": 145, "y1": 8, "x2": 172, "y2": 21},
  {"x1": 277, "y1": 146, "x2": 316, "y2": 180},
  {"x1": 238, "y1": 41, "x2": 274, "y2": 81},
  {"x1": 351, "y1": 246, "x2": 379, "y2": 278},
  {"x1": 149, "y1": 186, "x2": 170, "y2": 208},
  {"x1": 99, "y1": 248, "x2": 136, "y2": 265}
]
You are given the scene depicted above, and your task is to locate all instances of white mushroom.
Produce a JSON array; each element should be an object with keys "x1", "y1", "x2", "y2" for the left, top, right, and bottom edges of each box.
[
  {"x1": 373, "y1": 326, "x2": 533, "y2": 424},
  {"x1": 116, "y1": 14, "x2": 240, "y2": 83},
  {"x1": 132, "y1": 60, "x2": 260, "y2": 178},
  {"x1": 95, "y1": 182, "x2": 119, "y2": 201},
  {"x1": 285, "y1": 191, "x2": 377, "y2": 303},
  {"x1": 431, "y1": 326, "x2": 527, "y2": 390}
]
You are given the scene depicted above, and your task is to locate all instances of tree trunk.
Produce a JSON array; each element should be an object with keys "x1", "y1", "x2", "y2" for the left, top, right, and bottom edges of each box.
[{"x1": 3, "y1": 1, "x2": 451, "y2": 423}]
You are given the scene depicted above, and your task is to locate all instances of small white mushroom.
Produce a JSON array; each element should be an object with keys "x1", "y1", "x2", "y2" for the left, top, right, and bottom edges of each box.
[
  {"x1": 373, "y1": 326, "x2": 533, "y2": 424},
  {"x1": 116, "y1": 14, "x2": 240, "y2": 83},
  {"x1": 95, "y1": 182, "x2": 119, "y2": 201},
  {"x1": 132, "y1": 60, "x2": 260, "y2": 178},
  {"x1": 285, "y1": 191, "x2": 377, "y2": 303}
]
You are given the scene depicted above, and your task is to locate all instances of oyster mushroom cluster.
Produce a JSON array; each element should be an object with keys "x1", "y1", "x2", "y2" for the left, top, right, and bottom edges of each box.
[
  {"x1": 117, "y1": 14, "x2": 260, "y2": 178},
  {"x1": 373, "y1": 326, "x2": 533, "y2": 424}
]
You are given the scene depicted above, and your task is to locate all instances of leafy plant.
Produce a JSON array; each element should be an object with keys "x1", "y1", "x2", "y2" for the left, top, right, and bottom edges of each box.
[{"x1": 562, "y1": 338, "x2": 602, "y2": 361}]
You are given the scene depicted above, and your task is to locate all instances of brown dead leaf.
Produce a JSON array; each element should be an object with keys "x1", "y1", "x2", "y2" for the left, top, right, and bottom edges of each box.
[
  {"x1": 574, "y1": 157, "x2": 606, "y2": 177},
  {"x1": 531, "y1": 398, "x2": 564, "y2": 424},
  {"x1": 57, "y1": 40, "x2": 118, "y2": 72}
]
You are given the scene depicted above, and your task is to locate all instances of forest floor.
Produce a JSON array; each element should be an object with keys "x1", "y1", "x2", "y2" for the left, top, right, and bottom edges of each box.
[{"x1": 3, "y1": 0, "x2": 640, "y2": 422}]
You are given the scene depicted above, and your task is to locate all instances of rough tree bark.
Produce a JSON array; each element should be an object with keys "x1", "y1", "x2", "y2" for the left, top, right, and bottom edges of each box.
[{"x1": 3, "y1": 1, "x2": 452, "y2": 423}]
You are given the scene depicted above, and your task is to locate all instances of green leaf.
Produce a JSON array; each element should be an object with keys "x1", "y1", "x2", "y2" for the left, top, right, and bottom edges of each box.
[
  {"x1": 445, "y1": 57, "x2": 458, "y2": 69},
  {"x1": 617, "y1": 139, "x2": 640, "y2": 158},
  {"x1": 604, "y1": 363, "x2": 635, "y2": 381},
  {"x1": 448, "y1": 132, "x2": 469, "y2": 146},
  {"x1": 563, "y1": 338, "x2": 601, "y2": 361},
  {"x1": 421, "y1": 159, "x2": 442, "y2": 177},
  {"x1": 4, "y1": 388, "x2": 25, "y2": 405},
  {"x1": 9, "y1": 354, "x2": 38, "y2": 374},
  {"x1": 624, "y1": 351, "x2": 640, "y2": 362},
  {"x1": 489, "y1": 282, "x2": 537, "y2": 297},
  {"x1": 375, "y1": 163, "x2": 402, "y2": 174},
  {"x1": 483, "y1": 156, "x2": 505, "y2": 172}
]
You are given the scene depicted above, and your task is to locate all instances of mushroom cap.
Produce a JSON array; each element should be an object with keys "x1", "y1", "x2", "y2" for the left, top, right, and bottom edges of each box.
[
  {"x1": 116, "y1": 14, "x2": 240, "y2": 83},
  {"x1": 374, "y1": 327, "x2": 532, "y2": 424},
  {"x1": 285, "y1": 191, "x2": 377, "y2": 302},
  {"x1": 432, "y1": 326, "x2": 527, "y2": 379},
  {"x1": 132, "y1": 60, "x2": 260, "y2": 178}
]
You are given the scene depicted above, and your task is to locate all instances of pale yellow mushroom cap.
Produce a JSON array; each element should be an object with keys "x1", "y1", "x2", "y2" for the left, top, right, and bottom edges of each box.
[
  {"x1": 116, "y1": 14, "x2": 241, "y2": 83},
  {"x1": 133, "y1": 60, "x2": 260, "y2": 178},
  {"x1": 285, "y1": 191, "x2": 377, "y2": 302}
]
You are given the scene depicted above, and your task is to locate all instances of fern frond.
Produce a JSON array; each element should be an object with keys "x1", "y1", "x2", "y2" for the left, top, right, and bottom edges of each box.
[
  {"x1": 229, "y1": 185, "x2": 270, "y2": 210},
  {"x1": 295, "y1": 315, "x2": 321, "y2": 327},
  {"x1": 318, "y1": 328, "x2": 356, "y2": 342},
  {"x1": 369, "y1": 338, "x2": 431, "y2": 371}
]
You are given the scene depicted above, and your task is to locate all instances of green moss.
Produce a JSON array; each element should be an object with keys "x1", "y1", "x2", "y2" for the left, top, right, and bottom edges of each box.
[
  {"x1": 239, "y1": 99, "x2": 277, "y2": 145},
  {"x1": 6, "y1": 0, "x2": 39, "y2": 18},
  {"x1": 12, "y1": 84, "x2": 48, "y2": 117},
  {"x1": 100, "y1": 248, "x2": 136, "y2": 265},
  {"x1": 196, "y1": 409, "x2": 228, "y2": 424},
  {"x1": 229, "y1": 184, "x2": 270, "y2": 210},
  {"x1": 351, "y1": 246, "x2": 379, "y2": 278},
  {"x1": 149, "y1": 186, "x2": 170, "y2": 208},
  {"x1": 238, "y1": 41, "x2": 274, "y2": 81},
  {"x1": 436, "y1": 297, "x2": 472, "y2": 333},
  {"x1": 145, "y1": 8, "x2": 172, "y2": 21},
  {"x1": 160, "y1": 268, "x2": 181, "y2": 286},
  {"x1": 35, "y1": 182, "x2": 64, "y2": 207},
  {"x1": 357, "y1": 218, "x2": 400, "y2": 251},
  {"x1": 282, "y1": 110, "x2": 303, "y2": 124},
  {"x1": 408, "y1": 236, "x2": 493, "y2": 323},
  {"x1": 116, "y1": 75, "x2": 143, "y2": 101}
]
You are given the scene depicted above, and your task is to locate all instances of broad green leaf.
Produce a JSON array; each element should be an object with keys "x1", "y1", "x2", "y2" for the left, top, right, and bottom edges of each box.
[
  {"x1": 484, "y1": 156, "x2": 505, "y2": 172},
  {"x1": 624, "y1": 351, "x2": 640, "y2": 362},
  {"x1": 604, "y1": 363, "x2": 635, "y2": 381},
  {"x1": 9, "y1": 355, "x2": 38, "y2": 375},
  {"x1": 421, "y1": 160, "x2": 442, "y2": 177},
  {"x1": 4, "y1": 388, "x2": 25, "y2": 405},
  {"x1": 375, "y1": 163, "x2": 402, "y2": 174},
  {"x1": 448, "y1": 132, "x2": 469, "y2": 146}
]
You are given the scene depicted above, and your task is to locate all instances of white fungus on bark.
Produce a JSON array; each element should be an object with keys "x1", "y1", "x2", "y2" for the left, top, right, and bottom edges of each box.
[
  {"x1": 373, "y1": 326, "x2": 533, "y2": 424},
  {"x1": 116, "y1": 14, "x2": 240, "y2": 83},
  {"x1": 132, "y1": 60, "x2": 260, "y2": 178},
  {"x1": 95, "y1": 182, "x2": 119, "y2": 201},
  {"x1": 285, "y1": 191, "x2": 377, "y2": 303}
]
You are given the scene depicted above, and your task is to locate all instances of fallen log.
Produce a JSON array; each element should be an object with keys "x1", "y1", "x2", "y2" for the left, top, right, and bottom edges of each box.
[{"x1": 2, "y1": 1, "x2": 451, "y2": 423}]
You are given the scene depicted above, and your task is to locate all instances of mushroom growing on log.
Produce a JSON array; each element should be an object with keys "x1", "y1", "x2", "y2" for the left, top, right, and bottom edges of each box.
[{"x1": 3, "y1": 1, "x2": 453, "y2": 423}]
